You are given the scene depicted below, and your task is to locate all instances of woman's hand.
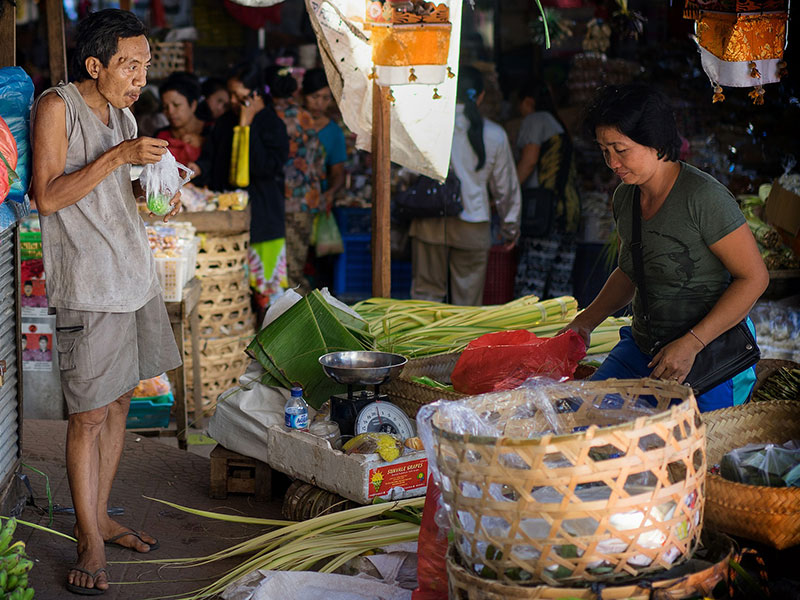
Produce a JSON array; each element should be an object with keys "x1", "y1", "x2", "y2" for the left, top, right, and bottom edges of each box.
[
  {"x1": 556, "y1": 315, "x2": 594, "y2": 349},
  {"x1": 648, "y1": 333, "x2": 704, "y2": 383}
]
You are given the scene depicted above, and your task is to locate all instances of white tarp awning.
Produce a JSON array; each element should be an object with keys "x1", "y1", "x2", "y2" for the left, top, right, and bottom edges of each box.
[{"x1": 305, "y1": 0, "x2": 463, "y2": 181}]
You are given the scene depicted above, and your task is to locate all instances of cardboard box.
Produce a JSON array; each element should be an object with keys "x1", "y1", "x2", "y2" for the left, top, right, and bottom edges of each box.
[
  {"x1": 766, "y1": 181, "x2": 800, "y2": 237},
  {"x1": 265, "y1": 426, "x2": 428, "y2": 504}
]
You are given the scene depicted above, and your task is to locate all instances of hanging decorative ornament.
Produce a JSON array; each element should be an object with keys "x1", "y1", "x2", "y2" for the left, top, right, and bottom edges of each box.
[
  {"x1": 712, "y1": 83, "x2": 725, "y2": 103},
  {"x1": 446, "y1": 66, "x2": 455, "y2": 78},
  {"x1": 689, "y1": 2, "x2": 790, "y2": 104},
  {"x1": 387, "y1": 88, "x2": 396, "y2": 104},
  {"x1": 777, "y1": 60, "x2": 788, "y2": 78},
  {"x1": 364, "y1": 0, "x2": 453, "y2": 88},
  {"x1": 432, "y1": 88, "x2": 441, "y2": 100}
]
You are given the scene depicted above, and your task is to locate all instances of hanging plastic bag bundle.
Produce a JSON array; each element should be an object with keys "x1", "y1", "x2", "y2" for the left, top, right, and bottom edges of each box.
[{"x1": 140, "y1": 151, "x2": 194, "y2": 216}]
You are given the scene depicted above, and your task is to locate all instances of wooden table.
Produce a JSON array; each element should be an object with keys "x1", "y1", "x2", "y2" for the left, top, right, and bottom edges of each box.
[{"x1": 130, "y1": 277, "x2": 201, "y2": 450}]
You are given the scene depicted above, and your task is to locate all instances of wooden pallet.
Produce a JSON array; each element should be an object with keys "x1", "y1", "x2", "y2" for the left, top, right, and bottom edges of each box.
[{"x1": 209, "y1": 445, "x2": 271, "y2": 501}]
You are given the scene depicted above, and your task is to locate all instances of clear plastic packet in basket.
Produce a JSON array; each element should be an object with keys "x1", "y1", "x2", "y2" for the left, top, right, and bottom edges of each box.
[
  {"x1": 720, "y1": 439, "x2": 800, "y2": 487},
  {"x1": 140, "y1": 151, "x2": 194, "y2": 216},
  {"x1": 133, "y1": 373, "x2": 171, "y2": 398}
]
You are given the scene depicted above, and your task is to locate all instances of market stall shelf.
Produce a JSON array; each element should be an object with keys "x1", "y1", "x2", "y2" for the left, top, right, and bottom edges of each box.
[{"x1": 144, "y1": 208, "x2": 251, "y2": 236}]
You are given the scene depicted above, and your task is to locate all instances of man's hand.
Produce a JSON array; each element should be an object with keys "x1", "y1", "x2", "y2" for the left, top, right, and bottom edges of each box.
[
  {"x1": 117, "y1": 137, "x2": 168, "y2": 166},
  {"x1": 162, "y1": 191, "x2": 182, "y2": 223}
]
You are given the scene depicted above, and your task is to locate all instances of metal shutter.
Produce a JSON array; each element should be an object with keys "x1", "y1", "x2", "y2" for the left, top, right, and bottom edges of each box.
[{"x1": 0, "y1": 225, "x2": 20, "y2": 486}]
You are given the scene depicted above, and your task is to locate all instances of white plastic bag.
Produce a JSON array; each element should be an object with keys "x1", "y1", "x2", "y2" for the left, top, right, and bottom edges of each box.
[{"x1": 140, "y1": 151, "x2": 193, "y2": 215}]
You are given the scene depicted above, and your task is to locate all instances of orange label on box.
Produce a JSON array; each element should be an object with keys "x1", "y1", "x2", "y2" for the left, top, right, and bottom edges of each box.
[{"x1": 368, "y1": 458, "x2": 428, "y2": 498}]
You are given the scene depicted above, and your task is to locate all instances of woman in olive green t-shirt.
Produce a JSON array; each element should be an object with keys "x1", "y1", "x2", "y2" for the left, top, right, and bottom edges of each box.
[{"x1": 561, "y1": 84, "x2": 768, "y2": 411}]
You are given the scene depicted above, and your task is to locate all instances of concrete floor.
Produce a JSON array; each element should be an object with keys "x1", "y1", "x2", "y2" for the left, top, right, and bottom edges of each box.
[{"x1": 17, "y1": 419, "x2": 285, "y2": 600}]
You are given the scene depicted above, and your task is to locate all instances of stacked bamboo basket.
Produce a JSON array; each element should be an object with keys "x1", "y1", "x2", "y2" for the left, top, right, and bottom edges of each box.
[
  {"x1": 185, "y1": 232, "x2": 254, "y2": 414},
  {"x1": 417, "y1": 379, "x2": 732, "y2": 599}
]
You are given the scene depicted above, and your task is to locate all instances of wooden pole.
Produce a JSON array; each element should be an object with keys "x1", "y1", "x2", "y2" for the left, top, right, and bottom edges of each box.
[
  {"x1": 44, "y1": 0, "x2": 68, "y2": 85},
  {"x1": 371, "y1": 81, "x2": 391, "y2": 298},
  {"x1": 0, "y1": 2, "x2": 16, "y2": 67}
]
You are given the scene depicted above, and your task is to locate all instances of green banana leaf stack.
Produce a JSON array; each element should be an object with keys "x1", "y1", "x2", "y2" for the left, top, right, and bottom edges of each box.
[{"x1": 247, "y1": 290, "x2": 374, "y2": 409}]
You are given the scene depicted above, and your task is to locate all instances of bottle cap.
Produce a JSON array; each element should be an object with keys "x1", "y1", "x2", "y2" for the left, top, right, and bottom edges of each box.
[{"x1": 290, "y1": 386, "x2": 303, "y2": 397}]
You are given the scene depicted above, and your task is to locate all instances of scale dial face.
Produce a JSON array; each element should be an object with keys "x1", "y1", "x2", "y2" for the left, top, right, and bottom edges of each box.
[{"x1": 354, "y1": 401, "x2": 415, "y2": 439}]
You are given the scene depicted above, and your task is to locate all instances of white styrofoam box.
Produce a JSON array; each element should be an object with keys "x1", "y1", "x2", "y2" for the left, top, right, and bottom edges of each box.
[{"x1": 266, "y1": 425, "x2": 428, "y2": 504}]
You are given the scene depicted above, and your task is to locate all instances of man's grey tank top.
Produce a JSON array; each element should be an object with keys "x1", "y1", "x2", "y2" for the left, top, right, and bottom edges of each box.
[{"x1": 35, "y1": 83, "x2": 159, "y2": 312}]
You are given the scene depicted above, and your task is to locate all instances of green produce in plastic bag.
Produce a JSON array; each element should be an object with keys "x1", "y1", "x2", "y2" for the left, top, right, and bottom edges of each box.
[
  {"x1": 720, "y1": 440, "x2": 800, "y2": 487},
  {"x1": 312, "y1": 212, "x2": 344, "y2": 257},
  {"x1": 147, "y1": 192, "x2": 172, "y2": 216},
  {"x1": 140, "y1": 150, "x2": 193, "y2": 216}
]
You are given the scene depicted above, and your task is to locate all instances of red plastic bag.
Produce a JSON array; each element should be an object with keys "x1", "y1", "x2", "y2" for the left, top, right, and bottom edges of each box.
[
  {"x1": 412, "y1": 481, "x2": 448, "y2": 600},
  {"x1": 450, "y1": 330, "x2": 587, "y2": 395},
  {"x1": 0, "y1": 116, "x2": 17, "y2": 204}
]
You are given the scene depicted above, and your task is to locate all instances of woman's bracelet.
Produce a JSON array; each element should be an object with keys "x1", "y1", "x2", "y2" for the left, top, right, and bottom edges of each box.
[{"x1": 688, "y1": 329, "x2": 706, "y2": 349}]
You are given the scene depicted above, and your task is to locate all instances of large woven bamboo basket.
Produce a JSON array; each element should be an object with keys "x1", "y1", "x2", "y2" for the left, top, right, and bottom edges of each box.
[
  {"x1": 429, "y1": 379, "x2": 705, "y2": 585},
  {"x1": 703, "y1": 400, "x2": 800, "y2": 549},
  {"x1": 447, "y1": 530, "x2": 732, "y2": 600}
]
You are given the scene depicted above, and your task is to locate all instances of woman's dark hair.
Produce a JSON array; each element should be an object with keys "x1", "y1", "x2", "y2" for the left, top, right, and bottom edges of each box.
[
  {"x1": 159, "y1": 71, "x2": 201, "y2": 106},
  {"x1": 71, "y1": 9, "x2": 148, "y2": 82},
  {"x1": 201, "y1": 77, "x2": 226, "y2": 99},
  {"x1": 457, "y1": 66, "x2": 486, "y2": 171},
  {"x1": 264, "y1": 65, "x2": 298, "y2": 99},
  {"x1": 518, "y1": 79, "x2": 567, "y2": 132},
  {"x1": 583, "y1": 84, "x2": 681, "y2": 161},
  {"x1": 228, "y1": 63, "x2": 271, "y2": 101},
  {"x1": 301, "y1": 68, "x2": 329, "y2": 96}
]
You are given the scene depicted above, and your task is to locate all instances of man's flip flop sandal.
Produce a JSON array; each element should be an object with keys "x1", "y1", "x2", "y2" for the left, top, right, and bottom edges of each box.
[
  {"x1": 65, "y1": 566, "x2": 108, "y2": 596},
  {"x1": 104, "y1": 531, "x2": 160, "y2": 552}
]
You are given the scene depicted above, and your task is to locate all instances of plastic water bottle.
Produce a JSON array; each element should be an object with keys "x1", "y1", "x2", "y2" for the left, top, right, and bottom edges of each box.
[{"x1": 284, "y1": 387, "x2": 309, "y2": 431}]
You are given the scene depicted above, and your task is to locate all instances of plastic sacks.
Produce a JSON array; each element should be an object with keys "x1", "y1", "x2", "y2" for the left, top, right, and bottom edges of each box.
[
  {"x1": 720, "y1": 440, "x2": 800, "y2": 487},
  {"x1": 0, "y1": 67, "x2": 34, "y2": 204},
  {"x1": 133, "y1": 374, "x2": 172, "y2": 398},
  {"x1": 0, "y1": 116, "x2": 18, "y2": 204},
  {"x1": 140, "y1": 151, "x2": 193, "y2": 215},
  {"x1": 412, "y1": 482, "x2": 449, "y2": 600},
  {"x1": 450, "y1": 330, "x2": 587, "y2": 395}
]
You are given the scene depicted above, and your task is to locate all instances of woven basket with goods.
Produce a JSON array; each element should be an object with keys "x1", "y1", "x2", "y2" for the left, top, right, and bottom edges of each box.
[
  {"x1": 386, "y1": 353, "x2": 598, "y2": 418},
  {"x1": 703, "y1": 399, "x2": 800, "y2": 549},
  {"x1": 195, "y1": 232, "x2": 249, "y2": 276},
  {"x1": 419, "y1": 379, "x2": 706, "y2": 586},
  {"x1": 447, "y1": 530, "x2": 733, "y2": 600}
]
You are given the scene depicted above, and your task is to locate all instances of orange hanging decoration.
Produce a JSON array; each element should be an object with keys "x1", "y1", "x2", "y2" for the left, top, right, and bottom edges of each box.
[
  {"x1": 408, "y1": 67, "x2": 417, "y2": 82},
  {"x1": 748, "y1": 85, "x2": 765, "y2": 105},
  {"x1": 368, "y1": 67, "x2": 378, "y2": 80},
  {"x1": 777, "y1": 61, "x2": 788, "y2": 78},
  {"x1": 432, "y1": 88, "x2": 441, "y2": 100},
  {"x1": 749, "y1": 61, "x2": 761, "y2": 79},
  {"x1": 712, "y1": 84, "x2": 725, "y2": 103},
  {"x1": 447, "y1": 66, "x2": 455, "y2": 78},
  {"x1": 387, "y1": 88, "x2": 396, "y2": 104}
]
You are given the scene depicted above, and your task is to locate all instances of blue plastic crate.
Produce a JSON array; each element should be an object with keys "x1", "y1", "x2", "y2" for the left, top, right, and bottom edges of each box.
[
  {"x1": 334, "y1": 235, "x2": 412, "y2": 299},
  {"x1": 126, "y1": 393, "x2": 174, "y2": 429},
  {"x1": 335, "y1": 207, "x2": 372, "y2": 236}
]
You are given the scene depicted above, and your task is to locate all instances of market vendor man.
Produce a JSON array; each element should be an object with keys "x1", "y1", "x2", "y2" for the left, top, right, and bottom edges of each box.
[{"x1": 30, "y1": 9, "x2": 182, "y2": 595}]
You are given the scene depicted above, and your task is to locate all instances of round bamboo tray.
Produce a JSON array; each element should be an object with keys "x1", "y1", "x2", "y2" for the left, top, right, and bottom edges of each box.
[
  {"x1": 447, "y1": 530, "x2": 733, "y2": 600},
  {"x1": 281, "y1": 480, "x2": 357, "y2": 521},
  {"x1": 428, "y1": 379, "x2": 705, "y2": 585},
  {"x1": 703, "y1": 400, "x2": 800, "y2": 549}
]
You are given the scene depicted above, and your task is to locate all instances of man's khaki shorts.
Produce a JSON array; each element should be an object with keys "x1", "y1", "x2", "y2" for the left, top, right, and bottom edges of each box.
[{"x1": 54, "y1": 294, "x2": 182, "y2": 414}]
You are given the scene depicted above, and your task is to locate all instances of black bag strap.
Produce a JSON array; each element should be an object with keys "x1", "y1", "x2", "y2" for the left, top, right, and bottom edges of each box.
[{"x1": 630, "y1": 187, "x2": 653, "y2": 342}]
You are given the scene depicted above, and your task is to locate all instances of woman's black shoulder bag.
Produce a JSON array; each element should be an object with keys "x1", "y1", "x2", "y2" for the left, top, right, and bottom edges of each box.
[{"x1": 630, "y1": 187, "x2": 760, "y2": 396}]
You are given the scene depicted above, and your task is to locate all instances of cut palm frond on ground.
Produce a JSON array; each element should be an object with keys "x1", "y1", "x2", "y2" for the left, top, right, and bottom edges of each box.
[{"x1": 131, "y1": 497, "x2": 423, "y2": 600}]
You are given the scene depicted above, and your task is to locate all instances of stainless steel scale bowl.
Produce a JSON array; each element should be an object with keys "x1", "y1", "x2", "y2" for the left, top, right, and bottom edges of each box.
[{"x1": 318, "y1": 351, "x2": 413, "y2": 438}]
